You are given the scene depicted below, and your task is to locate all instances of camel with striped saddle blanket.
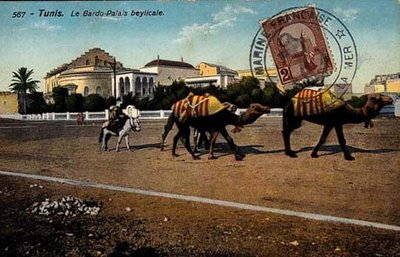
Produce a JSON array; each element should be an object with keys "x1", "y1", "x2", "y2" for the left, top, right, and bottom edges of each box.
[
  {"x1": 283, "y1": 87, "x2": 393, "y2": 160},
  {"x1": 161, "y1": 93, "x2": 270, "y2": 160}
]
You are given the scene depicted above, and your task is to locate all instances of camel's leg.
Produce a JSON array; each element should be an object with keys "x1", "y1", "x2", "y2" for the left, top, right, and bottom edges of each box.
[
  {"x1": 311, "y1": 125, "x2": 333, "y2": 158},
  {"x1": 208, "y1": 131, "x2": 220, "y2": 160},
  {"x1": 282, "y1": 123, "x2": 298, "y2": 158},
  {"x1": 193, "y1": 129, "x2": 200, "y2": 153},
  {"x1": 172, "y1": 130, "x2": 183, "y2": 157},
  {"x1": 124, "y1": 135, "x2": 132, "y2": 151},
  {"x1": 201, "y1": 131, "x2": 210, "y2": 150},
  {"x1": 220, "y1": 127, "x2": 244, "y2": 161},
  {"x1": 161, "y1": 113, "x2": 175, "y2": 151},
  {"x1": 180, "y1": 126, "x2": 199, "y2": 160},
  {"x1": 335, "y1": 125, "x2": 354, "y2": 161}
]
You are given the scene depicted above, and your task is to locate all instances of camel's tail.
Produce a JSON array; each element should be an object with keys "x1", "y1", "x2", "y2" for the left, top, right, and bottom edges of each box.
[{"x1": 160, "y1": 112, "x2": 175, "y2": 150}]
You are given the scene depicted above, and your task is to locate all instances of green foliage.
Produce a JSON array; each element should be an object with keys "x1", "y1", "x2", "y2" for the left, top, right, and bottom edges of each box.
[
  {"x1": 9, "y1": 67, "x2": 40, "y2": 114},
  {"x1": 227, "y1": 76, "x2": 267, "y2": 107},
  {"x1": 26, "y1": 92, "x2": 48, "y2": 114},
  {"x1": 84, "y1": 94, "x2": 105, "y2": 111},
  {"x1": 52, "y1": 87, "x2": 69, "y2": 112},
  {"x1": 65, "y1": 94, "x2": 84, "y2": 112},
  {"x1": 235, "y1": 94, "x2": 251, "y2": 108}
]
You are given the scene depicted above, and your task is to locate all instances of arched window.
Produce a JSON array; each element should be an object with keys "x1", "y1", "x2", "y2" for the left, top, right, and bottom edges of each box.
[
  {"x1": 119, "y1": 77, "x2": 125, "y2": 96},
  {"x1": 142, "y1": 77, "x2": 148, "y2": 95},
  {"x1": 94, "y1": 56, "x2": 99, "y2": 66},
  {"x1": 135, "y1": 77, "x2": 141, "y2": 95},
  {"x1": 96, "y1": 86, "x2": 102, "y2": 95},
  {"x1": 86, "y1": 59, "x2": 90, "y2": 65},
  {"x1": 124, "y1": 77, "x2": 130, "y2": 94},
  {"x1": 149, "y1": 78, "x2": 154, "y2": 94},
  {"x1": 84, "y1": 86, "x2": 89, "y2": 96}
]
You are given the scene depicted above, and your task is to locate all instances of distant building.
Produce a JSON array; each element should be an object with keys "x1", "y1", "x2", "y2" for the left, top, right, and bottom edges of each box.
[
  {"x1": 0, "y1": 92, "x2": 18, "y2": 114},
  {"x1": 140, "y1": 57, "x2": 198, "y2": 86},
  {"x1": 184, "y1": 62, "x2": 239, "y2": 88},
  {"x1": 44, "y1": 48, "x2": 158, "y2": 99},
  {"x1": 386, "y1": 79, "x2": 400, "y2": 93},
  {"x1": 236, "y1": 68, "x2": 278, "y2": 88},
  {"x1": 114, "y1": 70, "x2": 157, "y2": 99},
  {"x1": 184, "y1": 75, "x2": 236, "y2": 88},
  {"x1": 44, "y1": 48, "x2": 127, "y2": 97},
  {"x1": 197, "y1": 62, "x2": 238, "y2": 77},
  {"x1": 364, "y1": 72, "x2": 400, "y2": 94}
]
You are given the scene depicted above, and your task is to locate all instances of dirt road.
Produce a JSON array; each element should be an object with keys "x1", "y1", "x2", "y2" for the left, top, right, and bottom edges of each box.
[{"x1": 0, "y1": 117, "x2": 399, "y2": 256}]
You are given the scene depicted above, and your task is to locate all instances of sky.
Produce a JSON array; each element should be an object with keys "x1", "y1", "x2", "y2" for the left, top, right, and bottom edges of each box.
[{"x1": 0, "y1": 0, "x2": 399, "y2": 93}]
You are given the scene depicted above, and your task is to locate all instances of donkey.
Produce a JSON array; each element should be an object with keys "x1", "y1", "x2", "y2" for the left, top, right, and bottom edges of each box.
[{"x1": 99, "y1": 105, "x2": 141, "y2": 152}]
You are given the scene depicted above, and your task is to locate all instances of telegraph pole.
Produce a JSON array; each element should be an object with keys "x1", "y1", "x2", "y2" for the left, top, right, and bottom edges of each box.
[{"x1": 111, "y1": 57, "x2": 117, "y2": 98}]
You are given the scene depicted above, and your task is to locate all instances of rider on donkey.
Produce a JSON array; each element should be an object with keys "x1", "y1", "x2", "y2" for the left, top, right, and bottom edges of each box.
[{"x1": 103, "y1": 102, "x2": 127, "y2": 129}]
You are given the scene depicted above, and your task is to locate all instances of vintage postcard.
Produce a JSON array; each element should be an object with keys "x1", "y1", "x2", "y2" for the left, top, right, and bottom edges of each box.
[{"x1": 0, "y1": 1, "x2": 399, "y2": 257}]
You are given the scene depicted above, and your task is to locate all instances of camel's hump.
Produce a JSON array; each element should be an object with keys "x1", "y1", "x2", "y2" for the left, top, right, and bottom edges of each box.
[
  {"x1": 292, "y1": 89, "x2": 345, "y2": 117},
  {"x1": 172, "y1": 94, "x2": 228, "y2": 121}
]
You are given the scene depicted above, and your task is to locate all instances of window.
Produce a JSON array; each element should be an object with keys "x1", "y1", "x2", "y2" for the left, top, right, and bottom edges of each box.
[
  {"x1": 149, "y1": 78, "x2": 154, "y2": 94},
  {"x1": 86, "y1": 59, "x2": 90, "y2": 65},
  {"x1": 84, "y1": 86, "x2": 89, "y2": 96},
  {"x1": 96, "y1": 86, "x2": 102, "y2": 95},
  {"x1": 95, "y1": 56, "x2": 99, "y2": 66}
]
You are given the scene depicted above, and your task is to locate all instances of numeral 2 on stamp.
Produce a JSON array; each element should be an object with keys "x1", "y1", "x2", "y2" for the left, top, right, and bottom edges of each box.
[{"x1": 279, "y1": 67, "x2": 292, "y2": 82}]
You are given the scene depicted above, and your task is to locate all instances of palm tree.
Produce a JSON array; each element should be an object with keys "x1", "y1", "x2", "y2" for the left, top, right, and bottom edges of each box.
[{"x1": 9, "y1": 67, "x2": 39, "y2": 114}]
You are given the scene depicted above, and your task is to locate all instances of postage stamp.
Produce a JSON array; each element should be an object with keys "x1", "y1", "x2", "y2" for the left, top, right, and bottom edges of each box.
[
  {"x1": 260, "y1": 7, "x2": 335, "y2": 86},
  {"x1": 250, "y1": 6, "x2": 358, "y2": 99}
]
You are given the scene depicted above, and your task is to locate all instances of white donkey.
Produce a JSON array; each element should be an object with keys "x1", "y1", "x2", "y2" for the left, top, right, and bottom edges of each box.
[{"x1": 99, "y1": 105, "x2": 141, "y2": 152}]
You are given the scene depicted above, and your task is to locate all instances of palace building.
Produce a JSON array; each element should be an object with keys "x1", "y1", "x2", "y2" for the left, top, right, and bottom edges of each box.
[
  {"x1": 44, "y1": 48, "x2": 158, "y2": 98},
  {"x1": 114, "y1": 69, "x2": 157, "y2": 99},
  {"x1": 44, "y1": 48, "x2": 126, "y2": 97},
  {"x1": 140, "y1": 57, "x2": 198, "y2": 86}
]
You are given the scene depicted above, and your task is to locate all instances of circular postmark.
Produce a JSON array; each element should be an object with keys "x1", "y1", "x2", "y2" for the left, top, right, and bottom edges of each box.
[{"x1": 249, "y1": 6, "x2": 358, "y2": 100}]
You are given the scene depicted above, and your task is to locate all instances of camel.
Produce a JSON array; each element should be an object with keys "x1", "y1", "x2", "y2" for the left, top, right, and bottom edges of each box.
[
  {"x1": 161, "y1": 94, "x2": 270, "y2": 160},
  {"x1": 282, "y1": 91, "x2": 393, "y2": 160}
]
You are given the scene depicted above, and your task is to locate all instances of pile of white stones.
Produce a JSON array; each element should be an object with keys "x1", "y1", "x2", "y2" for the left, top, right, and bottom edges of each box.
[{"x1": 30, "y1": 196, "x2": 101, "y2": 217}]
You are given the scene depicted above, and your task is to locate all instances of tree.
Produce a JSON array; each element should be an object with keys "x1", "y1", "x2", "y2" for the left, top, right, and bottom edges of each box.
[
  {"x1": 52, "y1": 86, "x2": 69, "y2": 112},
  {"x1": 26, "y1": 92, "x2": 48, "y2": 114},
  {"x1": 9, "y1": 67, "x2": 39, "y2": 114},
  {"x1": 227, "y1": 76, "x2": 262, "y2": 107},
  {"x1": 65, "y1": 93, "x2": 84, "y2": 112},
  {"x1": 84, "y1": 94, "x2": 105, "y2": 111}
]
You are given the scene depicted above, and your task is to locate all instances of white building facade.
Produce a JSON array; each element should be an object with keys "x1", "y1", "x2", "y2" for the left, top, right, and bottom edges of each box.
[
  {"x1": 140, "y1": 58, "x2": 199, "y2": 86},
  {"x1": 113, "y1": 70, "x2": 157, "y2": 98},
  {"x1": 184, "y1": 74, "x2": 237, "y2": 88}
]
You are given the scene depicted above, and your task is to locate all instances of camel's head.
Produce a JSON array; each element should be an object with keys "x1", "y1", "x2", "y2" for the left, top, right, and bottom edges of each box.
[
  {"x1": 239, "y1": 103, "x2": 270, "y2": 125},
  {"x1": 363, "y1": 93, "x2": 393, "y2": 116}
]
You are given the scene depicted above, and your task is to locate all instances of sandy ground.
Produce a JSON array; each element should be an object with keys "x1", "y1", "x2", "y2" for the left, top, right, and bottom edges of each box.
[{"x1": 0, "y1": 117, "x2": 399, "y2": 256}]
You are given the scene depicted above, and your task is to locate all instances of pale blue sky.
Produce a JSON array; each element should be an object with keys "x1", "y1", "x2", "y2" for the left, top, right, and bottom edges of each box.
[{"x1": 0, "y1": 0, "x2": 399, "y2": 93}]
